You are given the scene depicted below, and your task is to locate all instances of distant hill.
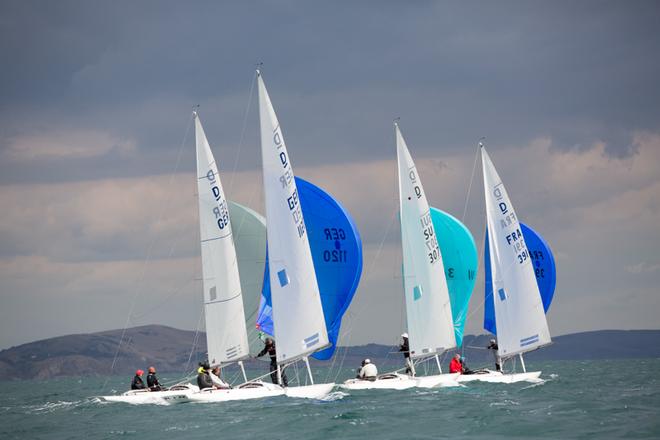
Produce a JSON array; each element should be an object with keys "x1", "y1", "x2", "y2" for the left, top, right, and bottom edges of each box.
[
  {"x1": 0, "y1": 325, "x2": 206, "y2": 381},
  {"x1": 1, "y1": 326, "x2": 658, "y2": 380}
]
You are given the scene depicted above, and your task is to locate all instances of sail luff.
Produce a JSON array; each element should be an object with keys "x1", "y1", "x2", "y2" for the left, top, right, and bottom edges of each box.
[
  {"x1": 481, "y1": 146, "x2": 551, "y2": 358},
  {"x1": 395, "y1": 123, "x2": 456, "y2": 358},
  {"x1": 194, "y1": 113, "x2": 250, "y2": 365},
  {"x1": 257, "y1": 71, "x2": 329, "y2": 364}
]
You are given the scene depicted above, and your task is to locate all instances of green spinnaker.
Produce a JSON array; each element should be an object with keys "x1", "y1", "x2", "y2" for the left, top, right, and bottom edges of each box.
[{"x1": 228, "y1": 201, "x2": 267, "y2": 356}]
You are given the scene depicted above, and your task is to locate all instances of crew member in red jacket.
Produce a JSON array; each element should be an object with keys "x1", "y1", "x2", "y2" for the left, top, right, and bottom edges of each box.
[{"x1": 449, "y1": 353, "x2": 464, "y2": 374}]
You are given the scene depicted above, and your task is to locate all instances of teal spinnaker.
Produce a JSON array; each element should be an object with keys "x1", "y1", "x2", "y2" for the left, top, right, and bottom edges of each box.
[{"x1": 430, "y1": 207, "x2": 477, "y2": 347}]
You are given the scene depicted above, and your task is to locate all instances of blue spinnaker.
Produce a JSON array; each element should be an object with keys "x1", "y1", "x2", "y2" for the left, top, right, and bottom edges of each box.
[
  {"x1": 430, "y1": 208, "x2": 477, "y2": 347},
  {"x1": 484, "y1": 222, "x2": 556, "y2": 334},
  {"x1": 256, "y1": 177, "x2": 363, "y2": 360}
]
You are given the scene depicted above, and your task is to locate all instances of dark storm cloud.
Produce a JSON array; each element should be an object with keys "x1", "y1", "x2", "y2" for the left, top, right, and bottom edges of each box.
[{"x1": 2, "y1": 1, "x2": 659, "y2": 186}]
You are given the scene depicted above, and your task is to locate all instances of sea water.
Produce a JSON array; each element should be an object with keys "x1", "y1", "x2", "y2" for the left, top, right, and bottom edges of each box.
[{"x1": 1, "y1": 359, "x2": 658, "y2": 439}]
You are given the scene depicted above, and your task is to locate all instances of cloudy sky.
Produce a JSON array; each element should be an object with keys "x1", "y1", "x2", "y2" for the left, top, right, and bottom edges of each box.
[{"x1": 1, "y1": 1, "x2": 659, "y2": 350}]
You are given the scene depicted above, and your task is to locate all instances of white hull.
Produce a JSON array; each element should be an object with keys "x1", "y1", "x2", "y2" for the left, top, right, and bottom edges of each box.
[
  {"x1": 456, "y1": 370, "x2": 542, "y2": 384},
  {"x1": 414, "y1": 372, "x2": 460, "y2": 388},
  {"x1": 341, "y1": 372, "x2": 460, "y2": 390},
  {"x1": 188, "y1": 381, "x2": 285, "y2": 402},
  {"x1": 285, "y1": 383, "x2": 335, "y2": 399},
  {"x1": 341, "y1": 373, "x2": 416, "y2": 391},
  {"x1": 100, "y1": 384, "x2": 198, "y2": 404}
]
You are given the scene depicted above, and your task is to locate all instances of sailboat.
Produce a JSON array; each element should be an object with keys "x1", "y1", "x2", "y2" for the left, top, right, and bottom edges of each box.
[
  {"x1": 256, "y1": 70, "x2": 335, "y2": 399},
  {"x1": 101, "y1": 113, "x2": 284, "y2": 404},
  {"x1": 186, "y1": 112, "x2": 284, "y2": 402},
  {"x1": 457, "y1": 144, "x2": 551, "y2": 384},
  {"x1": 343, "y1": 122, "x2": 459, "y2": 390},
  {"x1": 256, "y1": 176, "x2": 363, "y2": 361}
]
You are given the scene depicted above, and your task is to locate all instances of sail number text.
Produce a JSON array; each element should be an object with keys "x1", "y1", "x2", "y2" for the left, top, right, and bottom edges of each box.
[
  {"x1": 274, "y1": 130, "x2": 306, "y2": 239},
  {"x1": 322, "y1": 227, "x2": 348, "y2": 263},
  {"x1": 206, "y1": 170, "x2": 229, "y2": 230},
  {"x1": 493, "y1": 183, "x2": 530, "y2": 265},
  {"x1": 420, "y1": 212, "x2": 440, "y2": 264}
]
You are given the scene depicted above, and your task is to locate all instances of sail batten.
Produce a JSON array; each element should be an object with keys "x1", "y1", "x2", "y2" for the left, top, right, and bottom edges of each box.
[
  {"x1": 195, "y1": 113, "x2": 249, "y2": 366},
  {"x1": 396, "y1": 124, "x2": 456, "y2": 358},
  {"x1": 481, "y1": 146, "x2": 551, "y2": 358}
]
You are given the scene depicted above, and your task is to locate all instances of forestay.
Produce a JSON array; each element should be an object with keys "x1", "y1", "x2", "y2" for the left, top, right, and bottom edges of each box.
[
  {"x1": 257, "y1": 71, "x2": 329, "y2": 363},
  {"x1": 481, "y1": 146, "x2": 551, "y2": 358},
  {"x1": 396, "y1": 124, "x2": 456, "y2": 358},
  {"x1": 194, "y1": 113, "x2": 249, "y2": 366}
]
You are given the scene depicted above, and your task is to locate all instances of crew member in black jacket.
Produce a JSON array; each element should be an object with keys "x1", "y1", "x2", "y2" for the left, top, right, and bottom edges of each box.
[
  {"x1": 146, "y1": 366, "x2": 164, "y2": 391},
  {"x1": 131, "y1": 369, "x2": 146, "y2": 390},
  {"x1": 256, "y1": 338, "x2": 288, "y2": 386},
  {"x1": 197, "y1": 362, "x2": 214, "y2": 390}
]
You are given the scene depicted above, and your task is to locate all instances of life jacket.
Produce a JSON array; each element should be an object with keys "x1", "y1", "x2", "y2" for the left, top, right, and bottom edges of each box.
[{"x1": 449, "y1": 358, "x2": 463, "y2": 374}]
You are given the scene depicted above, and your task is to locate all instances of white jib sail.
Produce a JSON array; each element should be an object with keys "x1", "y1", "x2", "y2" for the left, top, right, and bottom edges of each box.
[
  {"x1": 481, "y1": 146, "x2": 551, "y2": 358},
  {"x1": 396, "y1": 123, "x2": 456, "y2": 358},
  {"x1": 195, "y1": 113, "x2": 250, "y2": 365},
  {"x1": 257, "y1": 71, "x2": 329, "y2": 364}
]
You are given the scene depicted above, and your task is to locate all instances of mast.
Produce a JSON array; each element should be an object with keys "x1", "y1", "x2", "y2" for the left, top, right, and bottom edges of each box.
[
  {"x1": 194, "y1": 112, "x2": 250, "y2": 366},
  {"x1": 395, "y1": 122, "x2": 456, "y2": 361},
  {"x1": 481, "y1": 144, "x2": 551, "y2": 359},
  {"x1": 257, "y1": 70, "x2": 330, "y2": 368}
]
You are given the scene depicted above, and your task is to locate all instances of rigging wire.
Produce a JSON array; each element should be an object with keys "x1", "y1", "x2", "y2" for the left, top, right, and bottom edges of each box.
[
  {"x1": 331, "y1": 206, "x2": 399, "y2": 383},
  {"x1": 461, "y1": 137, "x2": 484, "y2": 223},
  {"x1": 182, "y1": 306, "x2": 205, "y2": 377},
  {"x1": 103, "y1": 112, "x2": 195, "y2": 391},
  {"x1": 228, "y1": 70, "x2": 258, "y2": 195}
]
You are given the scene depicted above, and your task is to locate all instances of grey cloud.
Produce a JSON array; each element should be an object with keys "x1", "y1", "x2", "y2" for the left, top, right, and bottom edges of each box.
[{"x1": 2, "y1": 1, "x2": 660, "y2": 186}]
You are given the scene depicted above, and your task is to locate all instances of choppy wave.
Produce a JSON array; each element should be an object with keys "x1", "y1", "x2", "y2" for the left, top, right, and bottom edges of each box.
[{"x1": 0, "y1": 360, "x2": 658, "y2": 440}]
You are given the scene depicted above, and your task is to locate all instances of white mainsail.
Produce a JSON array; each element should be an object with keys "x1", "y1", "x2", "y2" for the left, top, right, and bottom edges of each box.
[
  {"x1": 396, "y1": 123, "x2": 456, "y2": 358},
  {"x1": 195, "y1": 113, "x2": 249, "y2": 365},
  {"x1": 257, "y1": 71, "x2": 329, "y2": 364},
  {"x1": 481, "y1": 145, "x2": 551, "y2": 358}
]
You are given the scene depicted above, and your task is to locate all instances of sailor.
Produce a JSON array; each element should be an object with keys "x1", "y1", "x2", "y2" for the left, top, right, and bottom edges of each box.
[
  {"x1": 196, "y1": 362, "x2": 214, "y2": 390},
  {"x1": 210, "y1": 366, "x2": 231, "y2": 389},
  {"x1": 356, "y1": 358, "x2": 378, "y2": 381},
  {"x1": 449, "y1": 353, "x2": 463, "y2": 374},
  {"x1": 146, "y1": 366, "x2": 164, "y2": 391},
  {"x1": 399, "y1": 333, "x2": 414, "y2": 375},
  {"x1": 487, "y1": 339, "x2": 502, "y2": 372},
  {"x1": 131, "y1": 369, "x2": 147, "y2": 390},
  {"x1": 459, "y1": 355, "x2": 475, "y2": 375},
  {"x1": 256, "y1": 337, "x2": 288, "y2": 386}
]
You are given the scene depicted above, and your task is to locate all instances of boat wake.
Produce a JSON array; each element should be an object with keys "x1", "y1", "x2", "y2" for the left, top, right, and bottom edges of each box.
[
  {"x1": 520, "y1": 379, "x2": 547, "y2": 390},
  {"x1": 24, "y1": 398, "x2": 93, "y2": 413},
  {"x1": 320, "y1": 391, "x2": 349, "y2": 402}
]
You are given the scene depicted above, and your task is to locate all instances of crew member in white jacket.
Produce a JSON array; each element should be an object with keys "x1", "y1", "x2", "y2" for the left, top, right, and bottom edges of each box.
[
  {"x1": 210, "y1": 366, "x2": 231, "y2": 389},
  {"x1": 356, "y1": 359, "x2": 378, "y2": 381}
]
